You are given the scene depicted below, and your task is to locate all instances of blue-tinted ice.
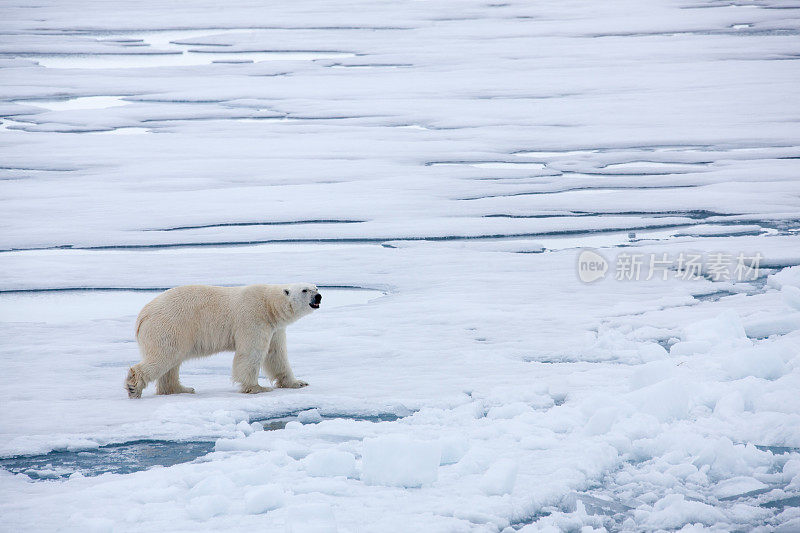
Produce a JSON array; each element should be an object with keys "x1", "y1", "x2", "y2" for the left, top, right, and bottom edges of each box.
[
  {"x1": 1, "y1": 411, "x2": 407, "y2": 480},
  {"x1": 0, "y1": 440, "x2": 214, "y2": 480}
]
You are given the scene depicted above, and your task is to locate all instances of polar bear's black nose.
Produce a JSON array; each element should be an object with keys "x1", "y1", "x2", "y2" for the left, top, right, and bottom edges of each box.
[{"x1": 314, "y1": 294, "x2": 322, "y2": 304}]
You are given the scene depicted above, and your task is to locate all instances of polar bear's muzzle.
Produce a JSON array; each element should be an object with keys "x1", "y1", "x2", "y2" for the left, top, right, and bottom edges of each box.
[{"x1": 310, "y1": 293, "x2": 322, "y2": 309}]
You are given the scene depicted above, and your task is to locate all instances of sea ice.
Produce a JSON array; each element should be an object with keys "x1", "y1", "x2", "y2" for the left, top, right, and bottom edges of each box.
[
  {"x1": 1, "y1": 0, "x2": 799, "y2": 531},
  {"x1": 361, "y1": 435, "x2": 440, "y2": 487},
  {"x1": 481, "y1": 459, "x2": 518, "y2": 496},
  {"x1": 186, "y1": 494, "x2": 230, "y2": 520},
  {"x1": 303, "y1": 450, "x2": 357, "y2": 478},
  {"x1": 297, "y1": 408, "x2": 324, "y2": 424},
  {"x1": 243, "y1": 484, "x2": 285, "y2": 514},
  {"x1": 285, "y1": 504, "x2": 337, "y2": 533}
]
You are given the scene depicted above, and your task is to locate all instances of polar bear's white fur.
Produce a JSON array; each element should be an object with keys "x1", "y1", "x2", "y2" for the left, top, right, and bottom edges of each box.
[{"x1": 125, "y1": 283, "x2": 320, "y2": 398}]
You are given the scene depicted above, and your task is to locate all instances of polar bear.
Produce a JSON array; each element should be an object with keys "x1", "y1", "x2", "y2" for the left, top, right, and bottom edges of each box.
[{"x1": 125, "y1": 283, "x2": 321, "y2": 398}]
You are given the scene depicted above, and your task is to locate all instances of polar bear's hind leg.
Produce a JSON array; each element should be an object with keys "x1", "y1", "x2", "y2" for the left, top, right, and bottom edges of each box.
[
  {"x1": 156, "y1": 365, "x2": 195, "y2": 395},
  {"x1": 126, "y1": 361, "x2": 172, "y2": 398},
  {"x1": 125, "y1": 365, "x2": 146, "y2": 399},
  {"x1": 125, "y1": 358, "x2": 176, "y2": 398}
]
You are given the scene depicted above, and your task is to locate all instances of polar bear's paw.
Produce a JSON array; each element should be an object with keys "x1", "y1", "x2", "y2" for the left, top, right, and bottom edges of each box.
[
  {"x1": 279, "y1": 379, "x2": 309, "y2": 389},
  {"x1": 240, "y1": 384, "x2": 273, "y2": 394},
  {"x1": 157, "y1": 385, "x2": 195, "y2": 395},
  {"x1": 125, "y1": 366, "x2": 145, "y2": 399}
]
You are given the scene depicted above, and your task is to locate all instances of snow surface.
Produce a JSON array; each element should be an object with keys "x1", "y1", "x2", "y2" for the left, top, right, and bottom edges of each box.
[
  {"x1": 362, "y1": 435, "x2": 441, "y2": 488},
  {"x1": 1, "y1": 0, "x2": 800, "y2": 531}
]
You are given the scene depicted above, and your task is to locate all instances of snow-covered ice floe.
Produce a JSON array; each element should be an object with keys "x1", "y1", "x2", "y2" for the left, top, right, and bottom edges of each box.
[
  {"x1": 0, "y1": 287, "x2": 383, "y2": 324},
  {"x1": 1, "y1": 0, "x2": 800, "y2": 531}
]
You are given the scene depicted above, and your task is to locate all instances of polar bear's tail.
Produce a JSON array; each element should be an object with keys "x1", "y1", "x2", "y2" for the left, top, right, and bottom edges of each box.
[{"x1": 135, "y1": 312, "x2": 147, "y2": 338}]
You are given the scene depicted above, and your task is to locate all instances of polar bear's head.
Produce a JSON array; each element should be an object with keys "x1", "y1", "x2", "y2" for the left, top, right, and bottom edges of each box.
[{"x1": 282, "y1": 283, "x2": 322, "y2": 317}]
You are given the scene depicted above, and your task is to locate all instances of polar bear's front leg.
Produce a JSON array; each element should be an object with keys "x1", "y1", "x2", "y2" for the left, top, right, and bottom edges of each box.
[
  {"x1": 233, "y1": 329, "x2": 274, "y2": 394},
  {"x1": 264, "y1": 328, "x2": 308, "y2": 388}
]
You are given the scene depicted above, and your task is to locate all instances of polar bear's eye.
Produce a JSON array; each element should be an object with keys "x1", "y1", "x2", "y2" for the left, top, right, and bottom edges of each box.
[
  {"x1": 284, "y1": 289, "x2": 289, "y2": 295},
  {"x1": 302, "y1": 289, "x2": 308, "y2": 293}
]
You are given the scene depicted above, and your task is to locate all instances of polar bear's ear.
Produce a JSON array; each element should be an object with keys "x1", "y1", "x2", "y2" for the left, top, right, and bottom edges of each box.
[{"x1": 284, "y1": 289, "x2": 290, "y2": 296}]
